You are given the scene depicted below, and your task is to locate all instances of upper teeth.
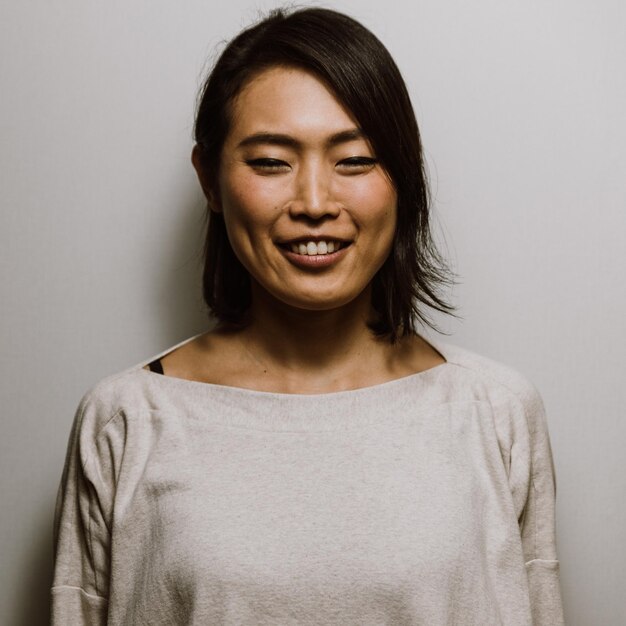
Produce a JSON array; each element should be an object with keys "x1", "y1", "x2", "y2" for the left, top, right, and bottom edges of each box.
[{"x1": 290, "y1": 241, "x2": 341, "y2": 255}]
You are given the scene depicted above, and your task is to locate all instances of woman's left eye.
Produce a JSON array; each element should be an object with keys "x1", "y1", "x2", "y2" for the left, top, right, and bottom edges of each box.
[{"x1": 337, "y1": 157, "x2": 378, "y2": 172}]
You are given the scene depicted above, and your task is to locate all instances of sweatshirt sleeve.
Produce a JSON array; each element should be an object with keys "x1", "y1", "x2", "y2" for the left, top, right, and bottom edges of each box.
[
  {"x1": 512, "y1": 385, "x2": 564, "y2": 626},
  {"x1": 51, "y1": 394, "x2": 117, "y2": 625}
]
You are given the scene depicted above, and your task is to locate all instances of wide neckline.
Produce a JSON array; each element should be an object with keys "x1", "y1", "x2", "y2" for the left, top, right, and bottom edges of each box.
[{"x1": 135, "y1": 333, "x2": 454, "y2": 400}]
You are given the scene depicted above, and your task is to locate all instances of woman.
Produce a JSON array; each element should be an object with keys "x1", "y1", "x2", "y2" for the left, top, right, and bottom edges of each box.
[{"x1": 51, "y1": 7, "x2": 563, "y2": 625}]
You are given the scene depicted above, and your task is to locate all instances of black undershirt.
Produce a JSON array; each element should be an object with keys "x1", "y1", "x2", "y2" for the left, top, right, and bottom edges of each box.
[{"x1": 147, "y1": 359, "x2": 164, "y2": 375}]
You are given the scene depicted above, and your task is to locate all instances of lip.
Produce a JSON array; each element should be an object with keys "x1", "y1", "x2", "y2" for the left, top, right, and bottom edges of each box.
[
  {"x1": 277, "y1": 235, "x2": 351, "y2": 245},
  {"x1": 278, "y1": 242, "x2": 351, "y2": 269}
]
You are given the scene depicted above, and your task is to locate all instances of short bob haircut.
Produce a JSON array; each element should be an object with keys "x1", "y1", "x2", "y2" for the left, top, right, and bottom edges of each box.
[{"x1": 194, "y1": 7, "x2": 454, "y2": 342}]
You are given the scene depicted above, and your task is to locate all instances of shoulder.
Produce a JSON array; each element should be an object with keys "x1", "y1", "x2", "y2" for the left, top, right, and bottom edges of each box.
[
  {"x1": 73, "y1": 334, "x2": 203, "y2": 441},
  {"x1": 72, "y1": 366, "x2": 151, "y2": 446},
  {"x1": 428, "y1": 340, "x2": 554, "y2": 482},
  {"x1": 428, "y1": 338, "x2": 545, "y2": 417}
]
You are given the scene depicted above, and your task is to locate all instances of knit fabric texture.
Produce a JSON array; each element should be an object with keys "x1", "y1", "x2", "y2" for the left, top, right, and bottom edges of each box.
[{"x1": 51, "y1": 338, "x2": 563, "y2": 625}]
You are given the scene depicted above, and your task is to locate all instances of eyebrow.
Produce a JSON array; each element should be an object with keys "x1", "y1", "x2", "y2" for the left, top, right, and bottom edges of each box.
[{"x1": 237, "y1": 128, "x2": 366, "y2": 149}]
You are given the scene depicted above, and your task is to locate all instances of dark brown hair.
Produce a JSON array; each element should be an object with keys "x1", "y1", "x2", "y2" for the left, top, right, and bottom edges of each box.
[{"x1": 194, "y1": 7, "x2": 454, "y2": 341}]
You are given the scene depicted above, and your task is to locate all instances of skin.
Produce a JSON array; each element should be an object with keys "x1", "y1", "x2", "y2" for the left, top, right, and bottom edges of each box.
[{"x1": 155, "y1": 66, "x2": 445, "y2": 393}]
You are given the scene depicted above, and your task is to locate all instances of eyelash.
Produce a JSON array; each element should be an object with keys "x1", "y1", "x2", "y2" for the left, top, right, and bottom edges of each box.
[
  {"x1": 245, "y1": 157, "x2": 378, "y2": 172},
  {"x1": 246, "y1": 158, "x2": 288, "y2": 170},
  {"x1": 338, "y1": 157, "x2": 378, "y2": 168}
]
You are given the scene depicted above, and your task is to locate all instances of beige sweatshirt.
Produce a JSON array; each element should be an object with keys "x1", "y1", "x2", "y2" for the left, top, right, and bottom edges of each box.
[{"x1": 51, "y1": 338, "x2": 563, "y2": 625}]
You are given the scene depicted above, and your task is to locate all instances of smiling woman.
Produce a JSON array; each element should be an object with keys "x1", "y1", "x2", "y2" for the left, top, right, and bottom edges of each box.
[
  {"x1": 205, "y1": 66, "x2": 397, "y2": 315},
  {"x1": 51, "y1": 7, "x2": 564, "y2": 626}
]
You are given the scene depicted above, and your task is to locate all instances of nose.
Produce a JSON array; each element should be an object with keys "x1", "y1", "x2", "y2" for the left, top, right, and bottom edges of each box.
[{"x1": 288, "y1": 161, "x2": 340, "y2": 220}]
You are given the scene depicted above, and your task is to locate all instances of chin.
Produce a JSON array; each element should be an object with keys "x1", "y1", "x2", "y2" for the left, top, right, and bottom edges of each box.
[
  {"x1": 275, "y1": 289, "x2": 364, "y2": 313},
  {"x1": 281, "y1": 297, "x2": 347, "y2": 312},
  {"x1": 252, "y1": 277, "x2": 369, "y2": 314}
]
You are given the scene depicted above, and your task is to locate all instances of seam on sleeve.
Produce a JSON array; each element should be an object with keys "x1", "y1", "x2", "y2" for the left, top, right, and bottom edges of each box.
[
  {"x1": 51, "y1": 585, "x2": 109, "y2": 603},
  {"x1": 94, "y1": 407, "x2": 125, "y2": 441},
  {"x1": 88, "y1": 493, "x2": 99, "y2": 595},
  {"x1": 77, "y1": 406, "x2": 124, "y2": 475},
  {"x1": 79, "y1": 408, "x2": 123, "y2": 597},
  {"x1": 532, "y1": 475, "x2": 538, "y2": 561}
]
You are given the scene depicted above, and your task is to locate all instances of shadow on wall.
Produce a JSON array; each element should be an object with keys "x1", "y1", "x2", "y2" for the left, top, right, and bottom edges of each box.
[
  {"x1": 152, "y1": 191, "x2": 214, "y2": 343},
  {"x1": 13, "y1": 193, "x2": 211, "y2": 625},
  {"x1": 14, "y1": 502, "x2": 54, "y2": 626}
]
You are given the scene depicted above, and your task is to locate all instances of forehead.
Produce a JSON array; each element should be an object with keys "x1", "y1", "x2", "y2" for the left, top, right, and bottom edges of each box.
[{"x1": 227, "y1": 66, "x2": 360, "y2": 141}]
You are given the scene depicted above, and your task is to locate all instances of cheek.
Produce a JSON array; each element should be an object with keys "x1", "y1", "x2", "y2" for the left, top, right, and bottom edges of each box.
[
  {"x1": 220, "y1": 177, "x2": 279, "y2": 242},
  {"x1": 369, "y1": 186, "x2": 398, "y2": 259},
  {"x1": 350, "y1": 180, "x2": 397, "y2": 237}
]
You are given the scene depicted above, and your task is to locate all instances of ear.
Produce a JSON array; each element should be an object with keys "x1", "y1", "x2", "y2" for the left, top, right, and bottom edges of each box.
[{"x1": 191, "y1": 144, "x2": 221, "y2": 212}]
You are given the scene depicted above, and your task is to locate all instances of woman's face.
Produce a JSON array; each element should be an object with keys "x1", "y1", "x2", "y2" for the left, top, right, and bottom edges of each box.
[{"x1": 210, "y1": 65, "x2": 397, "y2": 312}]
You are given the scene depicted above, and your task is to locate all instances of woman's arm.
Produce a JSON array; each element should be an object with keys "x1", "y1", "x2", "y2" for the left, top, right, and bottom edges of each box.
[
  {"x1": 51, "y1": 396, "x2": 114, "y2": 625},
  {"x1": 515, "y1": 386, "x2": 564, "y2": 625}
]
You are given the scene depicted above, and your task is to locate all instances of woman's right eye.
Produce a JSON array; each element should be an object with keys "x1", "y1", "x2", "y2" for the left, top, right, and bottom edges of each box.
[{"x1": 245, "y1": 158, "x2": 290, "y2": 172}]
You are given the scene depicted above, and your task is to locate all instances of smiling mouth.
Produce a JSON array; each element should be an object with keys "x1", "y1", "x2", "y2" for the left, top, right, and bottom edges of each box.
[{"x1": 279, "y1": 240, "x2": 349, "y2": 256}]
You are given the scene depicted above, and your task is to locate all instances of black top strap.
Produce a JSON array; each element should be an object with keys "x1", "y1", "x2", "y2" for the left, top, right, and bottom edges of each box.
[{"x1": 147, "y1": 358, "x2": 164, "y2": 375}]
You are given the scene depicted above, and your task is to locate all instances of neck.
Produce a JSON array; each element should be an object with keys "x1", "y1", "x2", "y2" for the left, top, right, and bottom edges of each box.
[{"x1": 239, "y1": 282, "x2": 390, "y2": 379}]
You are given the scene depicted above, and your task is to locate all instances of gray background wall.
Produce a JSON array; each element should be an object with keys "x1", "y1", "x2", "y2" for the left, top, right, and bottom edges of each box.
[{"x1": 1, "y1": 1, "x2": 624, "y2": 624}]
